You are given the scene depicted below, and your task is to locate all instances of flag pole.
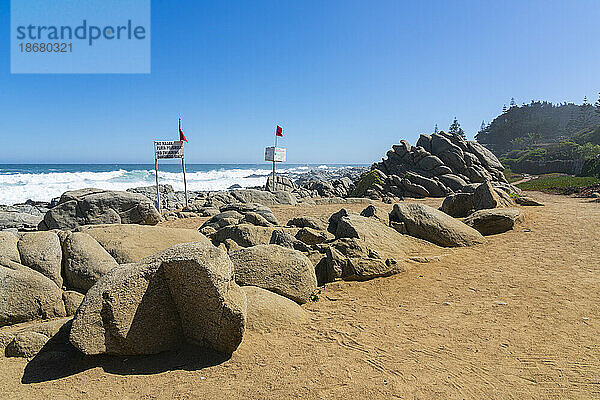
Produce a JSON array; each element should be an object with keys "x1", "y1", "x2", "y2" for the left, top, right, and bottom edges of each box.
[
  {"x1": 180, "y1": 118, "x2": 189, "y2": 207},
  {"x1": 154, "y1": 143, "x2": 161, "y2": 213},
  {"x1": 272, "y1": 126, "x2": 277, "y2": 191}
]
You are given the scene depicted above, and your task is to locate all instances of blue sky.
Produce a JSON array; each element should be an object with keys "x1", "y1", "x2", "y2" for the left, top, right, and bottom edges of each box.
[{"x1": 1, "y1": 0, "x2": 599, "y2": 163}]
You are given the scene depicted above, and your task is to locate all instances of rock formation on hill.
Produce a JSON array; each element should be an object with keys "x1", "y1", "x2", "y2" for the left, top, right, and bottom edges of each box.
[{"x1": 362, "y1": 132, "x2": 509, "y2": 200}]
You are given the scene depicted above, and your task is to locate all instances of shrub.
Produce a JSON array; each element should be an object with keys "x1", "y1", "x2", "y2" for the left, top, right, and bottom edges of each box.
[{"x1": 350, "y1": 170, "x2": 384, "y2": 197}]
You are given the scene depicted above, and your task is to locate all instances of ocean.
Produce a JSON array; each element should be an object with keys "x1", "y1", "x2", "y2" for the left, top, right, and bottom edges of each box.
[{"x1": 0, "y1": 164, "x2": 366, "y2": 205}]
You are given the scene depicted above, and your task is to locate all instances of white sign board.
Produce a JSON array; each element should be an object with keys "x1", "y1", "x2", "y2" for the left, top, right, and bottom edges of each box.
[
  {"x1": 265, "y1": 147, "x2": 286, "y2": 162},
  {"x1": 155, "y1": 141, "x2": 184, "y2": 159}
]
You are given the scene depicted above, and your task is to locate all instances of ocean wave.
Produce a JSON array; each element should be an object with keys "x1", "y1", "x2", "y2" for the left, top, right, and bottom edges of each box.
[
  {"x1": 0, "y1": 164, "x2": 366, "y2": 205},
  {"x1": 0, "y1": 167, "x2": 275, "y2": 205}
]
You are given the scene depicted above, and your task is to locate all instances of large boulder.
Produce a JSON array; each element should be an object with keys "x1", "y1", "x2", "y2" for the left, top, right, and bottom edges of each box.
[
  {"x1": 438, "y1": 174, "x2": 468, "y2": 192},
  {"x1": 269, "y1": 230, "x2": 310, "y2": 252},
  {"x1": 79, "y1": 224, "x2": 210, "y2": 263},
  {"x1": 467, "y1": 141, "x2": 505, "y2": 172},
  {"x1": 287, "y1": 216, "x2": 327, "y2": 231},
  {"x1": 265, "y1": 176, "x2": 296, "y2": 192},
  {"x1": 319, "y1": 211, "x2": 442, "y2": 283},
  {"x1": 41, "y1": 189, "x2": 162, "y2": 230},
  {"x1": 0, "y1": 211, "x2": 42, "y2": 231},
  {"x1": 0, "y1": 231, "x2": 20, "y2": 263},
  {"x1": 242, "y1": 286, "x2": 308, "y2": 332},
  {"x1": 70, "y1": 241, "x2": 246, "y2": 355},
  {"x1": 0, "y1": 317, "x2": 72, "y2": 358},
  {"x1": 0, "y1": 261, "x2": 66, "y2": 327},
  {"x1": 473, "y1": 181, "x2": 514, "y2": 210},
  {"x1": 220, "y1": 203, "x2": 279, "y2": 225},
  {"x1": 390, "y1": 203, "x2": 484, "y2": 247},
  {"x1": 207, "y1": 189, "x2": 297, "y2": 208},
  {"x1": 463, "y1": 208, "x2": 524, "y2": 235},
  {"x1": 323, "y1": 241, "x2": 404, "y2": 282},
  {"x1": 17, "y1": 232, "x2": 63, "y2": 287},
  {"x1": 440, "y1": 193, "x2": 475, "y2": 218},
  {"x1": 295, "y1": 227, "x2": 331, "y2": 245},
  {"x1": 212, "y1": 224, "x2": 298, "y2": 248},
  {"x1": 230, "y1": 245, "x2": 317, "y2": 304},
  {"x1": 5, "y1": 331, "x2": 50, "y2": 358},
  {"x1": 200, "y1": 210, "x2": 244, "y2": 231},
  {"x1": 62, "y1": 232, "x2": 119, "y2": 292},
  {"x1": 515, "y1": 195, "x2": 544, "y2": 206}
]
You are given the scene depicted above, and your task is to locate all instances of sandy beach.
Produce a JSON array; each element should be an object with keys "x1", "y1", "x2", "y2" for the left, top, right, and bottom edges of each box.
[{"x1": 1, "y1": 192, "x2": 598, "y2": 399}]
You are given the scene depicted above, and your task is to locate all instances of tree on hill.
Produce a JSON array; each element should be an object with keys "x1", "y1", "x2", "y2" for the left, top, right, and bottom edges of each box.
[
  {"x1": 476, "y1": 99, "x2": 600, "y2": 154},
  {"x1": 433, "y1": 124, "x2": 439, "y2": 134},
  {"x1": 510, "y1": 98, "x2": 517, "y2": 108},
  {"x1": 595, "y1": 92, "x2": 600, "y2": 115},
  {"x1": 449, "y1": 117, "x2": 466, "y2": 139}
]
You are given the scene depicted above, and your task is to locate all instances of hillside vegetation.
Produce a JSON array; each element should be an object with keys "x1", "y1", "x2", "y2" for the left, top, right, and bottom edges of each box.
[{"x1": 476, "y1": 100, "x2": 600, "y2": 155}]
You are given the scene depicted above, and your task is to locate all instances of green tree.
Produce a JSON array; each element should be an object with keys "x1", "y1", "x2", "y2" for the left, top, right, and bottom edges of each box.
[
  {"x1": 510, "y1": 98, "x2": 517, "y2": 108},
  {"x1": 434, "y1": 123, "x2": 438, "y2": 134},
  {"x1": 449, "y1": 117, "x2": 466, "y2": 139},
  {"x1": 595, "y1": 92, "x2": 600, "y2": 114},
  {"x1": 502, "y1": 104, "x2": 507, "y2": 113}
]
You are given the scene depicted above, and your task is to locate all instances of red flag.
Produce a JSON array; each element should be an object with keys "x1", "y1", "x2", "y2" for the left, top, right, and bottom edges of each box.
[
  {"x1": 276, "y1": 125, "x2": 283, "y2": 137},
  {"x1": 179, "y1": 126, "x2": 188, "y2": 143}
]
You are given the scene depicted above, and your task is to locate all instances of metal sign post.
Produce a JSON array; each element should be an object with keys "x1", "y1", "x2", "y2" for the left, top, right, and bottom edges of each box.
[
  {"x1": 264, "y1": 146, "x2": 287, "y2": 191},
  {"x1": 154, "y1": 140, "x2": 187, "y2": 212}
]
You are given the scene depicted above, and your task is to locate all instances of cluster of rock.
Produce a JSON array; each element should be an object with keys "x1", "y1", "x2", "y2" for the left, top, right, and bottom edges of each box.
[
  {"x1": 0, "y1": 224, "x2": 216, "y2": 356},
  {"x1": 1, "y1": 176, "x2": 544, "y2": 360},
  {"x1": 0, "y1": 201, "x2": 52, "y2": 232},
  {"x1": 363, "y1": 132, "x2": 510, "y2": 200}
]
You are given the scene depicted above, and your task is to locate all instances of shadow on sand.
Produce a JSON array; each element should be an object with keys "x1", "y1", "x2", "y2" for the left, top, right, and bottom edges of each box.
[{"x1": 22, "y1": 340, "x2": 230, "y2": 384}]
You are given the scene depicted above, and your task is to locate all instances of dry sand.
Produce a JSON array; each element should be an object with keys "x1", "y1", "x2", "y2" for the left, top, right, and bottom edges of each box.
[{"x1": 1, "y1": 192, "x2": 599, "y2": 399}]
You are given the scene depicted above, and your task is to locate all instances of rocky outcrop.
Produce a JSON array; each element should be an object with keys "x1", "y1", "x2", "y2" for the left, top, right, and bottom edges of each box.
[
  {"x1": 17, "y1": 232, "x2": 63, "y2": 287},
  {"x1": 473, "y1": 181, "x2": 515, "y2": 210},
  {"x1": 317, "y1": 209, "x2": 440, "y2": 283},
  {"x1": 70, "y1": 241, "x2": 246, "y2": 356},
  {"x1": 300, "y1": 177, "x2": 355, "y2": 198},
  {"x1": 242, "y1": 286, "x2": 308, "y2": 332},
  {"x1": 265, "y1": 176, "x2": 296, "y2": 192},
  {"x1": 295, "y1": 227, "x2": 331, "y2": 245},
  {"x1": 0, "y1": 211, "x2": 42, "y2": 231},
  {"x1": 0, "y1": 261, "x2": 66, "y2": 327},
  {"x1": 40, "y1": 188, "x2": 162, "y2": 230},
  {"x1": 269, "y1": 230, "x2": 310, "y2": 252},
  {"x1": 79, "y1": 224, "x2": 210, "y2": 263},
  {"x1": 440, "y1": 181, "x2": 519, "y2": 217},
  {"x1": 205, "y1": 189, "x2": 297, "y2": 208},
  {"x1": 390, "y1": 203, "x2": 484, "y2": 247},
  {"x1": 62, "y1": 232, "x2": 119, "y2": 292},
  {"x1": 440, "y1": 193, "x2": 475, "y2": 218},
  {"x1": 211, "y1": 224, "x2": 299, "y2": 248},
  {"x1": 463, "y1": 208, "x2": 524, "y2": 235},
  {"x1": 365, "y1": 133, "x2": 507, "y2": 199},
  {"x1": 230, "y1": 245, "x2": 317, "y2": 304},
  {"x1": 286, "y1": 216, "x2": 327, "y2": 231},
  {"x1": 200, "y1": 204, "x2": 278, "y2": 233}
]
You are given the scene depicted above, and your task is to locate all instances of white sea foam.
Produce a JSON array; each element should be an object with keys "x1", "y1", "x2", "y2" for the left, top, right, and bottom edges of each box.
[{"x1": 0, "y1": 167, "x2": 274, "y2": 205}]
